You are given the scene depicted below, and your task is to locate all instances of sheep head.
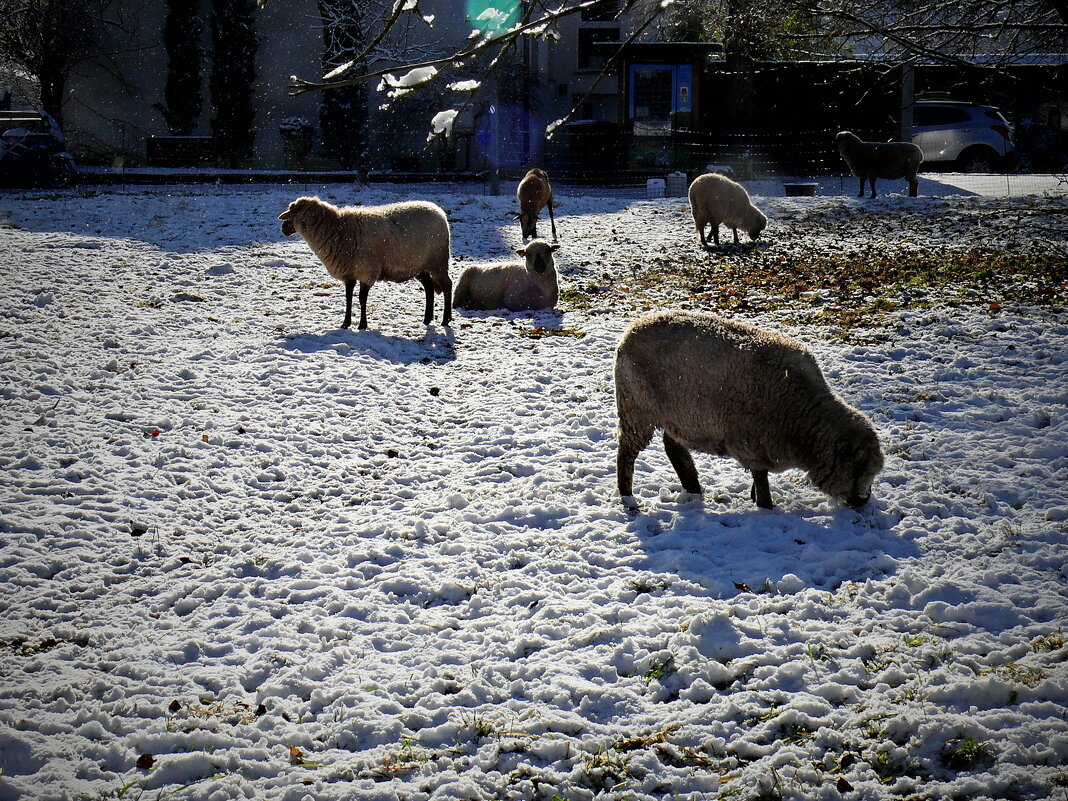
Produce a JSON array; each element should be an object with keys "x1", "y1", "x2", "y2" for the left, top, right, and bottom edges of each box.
[
  {"x1": 835, "y1": 131, "x2": 860, "y2": 153},
  {"x1": 516, "y1": 239, "x2": 560, "y2": 275},
  {"x1": 278, "y1": 196, "x2": 325, "y2": 237},
  {"x1": 812, "y1": 417, "x2": 884, "y2": 508},
  {"x1": 748, "y1": 210, "x2": 768, "y2": 241}
]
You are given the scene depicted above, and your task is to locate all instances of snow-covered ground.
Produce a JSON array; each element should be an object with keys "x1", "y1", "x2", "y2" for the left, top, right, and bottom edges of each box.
[{"x1": 1, "y1": 183, "x2": 1066, "y2": 801}]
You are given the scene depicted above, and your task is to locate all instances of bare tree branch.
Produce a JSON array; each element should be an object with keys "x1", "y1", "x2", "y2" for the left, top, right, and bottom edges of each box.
[{"x1": 288, "y1": 0, "x2": 635, "y2": 95}]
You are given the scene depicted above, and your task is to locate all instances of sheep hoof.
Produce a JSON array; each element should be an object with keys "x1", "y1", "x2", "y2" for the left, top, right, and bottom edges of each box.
[{"x1": 620, "y1": 494, "x2": 640, "y2": 513}]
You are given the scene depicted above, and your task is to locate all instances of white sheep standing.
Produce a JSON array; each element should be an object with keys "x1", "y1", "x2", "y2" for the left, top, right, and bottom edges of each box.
[
  {"x1": 515, "y1": 168, "x2": 557, "y2": 241},
  {"x1": 453, "y1": 239, "x2": 560, "y2": 312},
  {"x1": 688, "y1": 172, "x2": 767, "y2": 249},
  {"x1": 836, "y1": 131, "x2": 923, "y2": 198},
  {"x1": 278, "y1": 196, "x2": 452, "y2": 330},
  {"x1": 614, "y1": 310, "x2": 883, "y2": 509}
]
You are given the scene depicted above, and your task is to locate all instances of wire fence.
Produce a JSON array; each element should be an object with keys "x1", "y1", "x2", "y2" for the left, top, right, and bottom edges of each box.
[{"x1": 534, "y1": 126, "x2": 1068, "y2": 198}]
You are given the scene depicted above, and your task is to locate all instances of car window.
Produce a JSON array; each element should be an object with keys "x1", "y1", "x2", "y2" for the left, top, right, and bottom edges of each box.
[{"x1": 915, "y1": 106, "x2": 971, "y2": 126}]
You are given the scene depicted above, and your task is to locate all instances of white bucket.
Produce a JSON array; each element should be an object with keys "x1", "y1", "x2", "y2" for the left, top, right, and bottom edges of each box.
[
  {"x1": 646, "y1": 178, "x2": 665, "y2": 199},
  {"x1": 665, "y1": 172, "x2": 687, "y2": 197}
]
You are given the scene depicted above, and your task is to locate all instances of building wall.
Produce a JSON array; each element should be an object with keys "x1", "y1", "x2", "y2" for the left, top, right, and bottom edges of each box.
[
  {"x1": 60, "y1": 0, "x2": 634, "y2": 169},
  {"x1": 64, "y1": 0, "x2": 325, "y2": 167}
]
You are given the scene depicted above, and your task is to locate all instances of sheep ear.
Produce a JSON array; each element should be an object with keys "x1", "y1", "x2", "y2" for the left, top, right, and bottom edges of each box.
[
  {"x1": 550, "y1": 243, "x2": 561, "y2": 251},
  {"x1": 511, "y1": 212, "x2": 521, "y2": 220},
  {"x1": 278, "y1": 209, "x2": 293, "y2": 220},
  {"x1": 516, "y1": 247, "x2": 526, "y2": 257}
]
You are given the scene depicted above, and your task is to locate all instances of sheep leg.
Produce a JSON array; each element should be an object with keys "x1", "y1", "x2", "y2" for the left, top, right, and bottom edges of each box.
[
  {"x1": 341, "y1": 280, "x2": 356, "y2": 329},
  {"x1": 441, "y1": 277, "x2": 453, "y2": 326},
  {"x1": 908, "y1": 177, "x2": 918, "y2": 197},
  {"x1": 357, "y1": 283, "x2": 371, "y2": 330},
  {"x1": 856, "y1": 177, "x2": 865, "y2": 198},
  {"x1": 732, "y1": 228, "x2": 740, "y2": 245},
  {"x1": 616, "y1": 424, "x2": 653, "y2": 498},
  {"x1": 869, "y1": 177, "x2": 877, "y2": 199},
  {"x1": 548, "y1": 202, "x2": 558, "y2": 241},
  {"x1": 697, "y1": 224, "x2": 709, "y2": 250},
  {"x1": 663, "y1": 433, "x2": 702, "y2": 494},
  {"x1": 417, "y1": 274, "x2": 435, "y2": 325},
  {"x1": 749, "y1": 470, "x2": 774, "y2": 509},
  {"x1": 711, "y1": 223, "x2": 721, "y2": 247}
]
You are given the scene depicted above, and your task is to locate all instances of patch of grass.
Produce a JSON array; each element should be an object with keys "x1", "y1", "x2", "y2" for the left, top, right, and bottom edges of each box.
[
  {"x1": 981, "y1": 662, "x2": 1048, "y2": 687},
  {"x1": 941, "y1": 737, "x2": 992, "y2": 770},
  {"x1": 615, "y1": 723, "x2": 680, "y2": 752},
  {"x1": 518, "y1": 326, "x2": 586, "y2": 340},
  {"x1": 364, "y1": 738, "x2": 434, "y2": 780},
  {"x1": 559, "y1": 289, "x2": 592, "y2": 309},
  {"x1": 635, "y1": 242, "x2": 1067, "y2": 330},
  {"x1": 1032, "y1": 631, "x2": 1065, "y2": 653},
  {"x1": 458, "y1": 711, "x2": 535, "y2": 742},
  {"x1": 0, "y1": 635, "x2": 88, "y2": 655},
  {"x1": 582, "y1": 745, "x2": 634, "y2": 792},
  {"x1": 628, "y1": 576, "x2": 670, "y2": 594},
  {"x1": 806, "y1": 643, "x2": 829, "y2": 663},
  {"x1": 859, "y1": 713, "x2": 895, "y2": 740},
  {"x1": 642, "y1": 655, "x2": 676, "y2": 685}
]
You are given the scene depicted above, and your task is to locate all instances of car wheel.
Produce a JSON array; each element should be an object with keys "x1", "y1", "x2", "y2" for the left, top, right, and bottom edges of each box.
[{"x1": 958, "y1": 147, "x2": 999, "y2": 173}]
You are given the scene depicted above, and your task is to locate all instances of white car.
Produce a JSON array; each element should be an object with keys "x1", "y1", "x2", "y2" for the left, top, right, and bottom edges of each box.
[{"x1": 912, "y1": 101, "x2": 1017, "y2": 172}]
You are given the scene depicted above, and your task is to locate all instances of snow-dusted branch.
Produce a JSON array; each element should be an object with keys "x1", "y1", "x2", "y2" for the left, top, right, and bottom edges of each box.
[{"x1": 287, "y1": 0, "x2": 636, "y2": 96}]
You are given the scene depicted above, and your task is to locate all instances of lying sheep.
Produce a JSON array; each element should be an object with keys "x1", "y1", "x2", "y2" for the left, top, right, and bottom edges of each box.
[
  {"x1": 279, "y1": 196, "x2": 452, "y2": 330},
  {"x1": 688, "y1": 172, "x2": 767, "y2": 249},
  {"x1": 836, "y1": 131, "x2": 923, "y2": 198},
  {"x1": 453, "y1": 239, "x2": 560, "y2": 312},
  {"x1": 614, "y1": 310, "x2": 883, "y2": 509},
  {"x1": 515, "y1": 168, "x2": 557, "y2": 241}
]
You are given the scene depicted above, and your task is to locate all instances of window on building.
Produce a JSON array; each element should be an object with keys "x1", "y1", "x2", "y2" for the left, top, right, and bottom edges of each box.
[
  {"x1": 578, "y1": 27, "x2": 620, "y2": 69},
  {"x1": 631, "y1": 65, "x2": 674, "y2": 136}
]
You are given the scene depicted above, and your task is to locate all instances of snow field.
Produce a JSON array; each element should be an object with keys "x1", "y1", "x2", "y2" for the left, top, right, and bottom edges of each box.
[{"x1": 0, "y1": 184, "x2": 1066, "y2": 801}]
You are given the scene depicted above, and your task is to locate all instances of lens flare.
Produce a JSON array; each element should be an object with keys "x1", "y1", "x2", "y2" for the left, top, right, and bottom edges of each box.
[{"x1": 466, "y1": 0, "x2": 519, "y2": 34}]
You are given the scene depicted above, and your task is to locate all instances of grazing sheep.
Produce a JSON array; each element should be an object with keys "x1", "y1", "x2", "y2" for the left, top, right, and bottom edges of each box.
[
  {"x1": 688, "y1": 172, "x2": 767, "y2": 249},
  {"x1": 278, "y1": 196, "x2": 452, "y2": 330},
  {"x1": 614, "y1": 310, "x2": 883, "y2": 509},
  {"x1": 835, "y1": 131, "x2": 923, "y2": 198},
  {"x1": 515, "y1": 168, "x2": 557, "y2": 241},
  {"x1": 453, "y1": 239, "x2": 560, "y2": 312}
]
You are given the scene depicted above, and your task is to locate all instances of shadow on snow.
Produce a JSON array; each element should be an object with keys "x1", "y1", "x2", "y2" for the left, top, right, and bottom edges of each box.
[{"x1": 276, "y1": 325, "x2": 457, "y2": 366}]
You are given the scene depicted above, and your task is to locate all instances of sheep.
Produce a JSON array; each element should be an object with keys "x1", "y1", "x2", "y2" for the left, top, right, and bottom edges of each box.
[
  {"x1": 688, "y1": 172, "x2": 767, "y2": 249},
  {"x1": 614, "y1": 310, "x2": 883, "y2": 510},
  {"x1": 278, "y1": 196, "x2": 452, "y2": 330},
  {"x1": 835, "y1": 131, "x2": 923, "y2": 198},
  {"x1": 453, "y1": 239, "x2": 560, "y2": 312},
  {"x1": 515, "y1": 168, "x2": 557, "y2": 241}
]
